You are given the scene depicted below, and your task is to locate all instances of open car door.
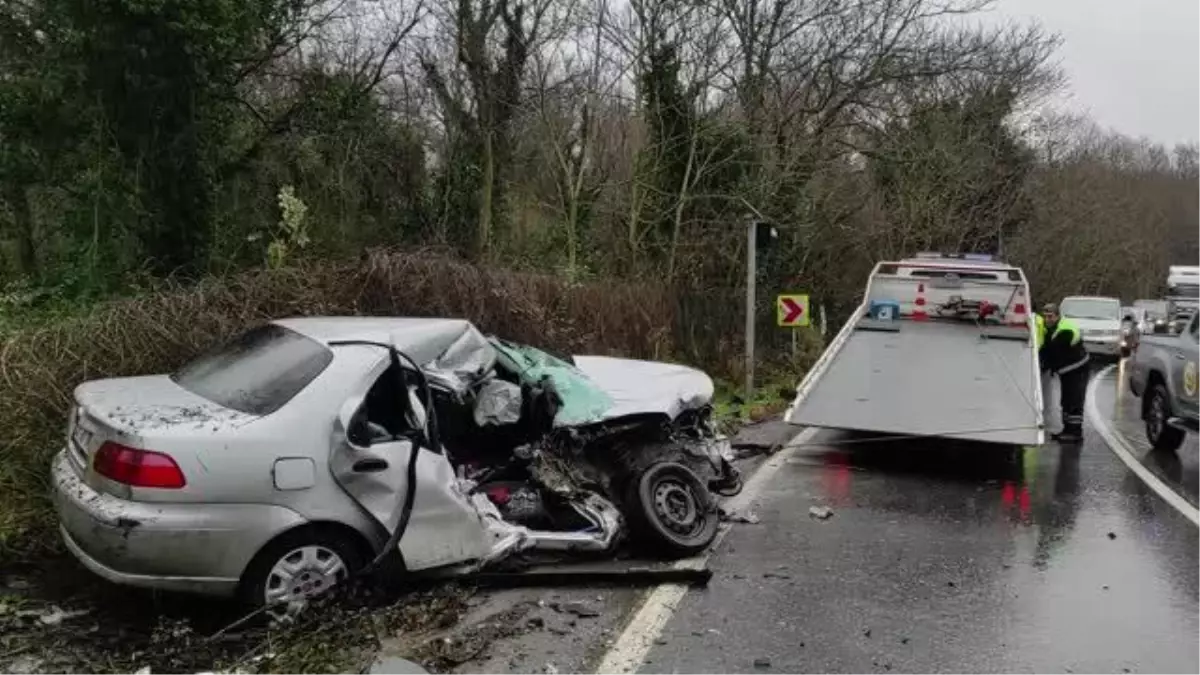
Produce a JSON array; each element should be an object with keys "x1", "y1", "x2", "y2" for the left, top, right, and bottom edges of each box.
[{"x1": 328, "y1": 355, "x2": 509, "y2": 571}]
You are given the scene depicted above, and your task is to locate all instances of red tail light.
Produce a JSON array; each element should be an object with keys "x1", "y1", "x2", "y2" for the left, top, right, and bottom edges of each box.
[{"x1": 93, "y1": 442, "x2": 186, "y2": 489}]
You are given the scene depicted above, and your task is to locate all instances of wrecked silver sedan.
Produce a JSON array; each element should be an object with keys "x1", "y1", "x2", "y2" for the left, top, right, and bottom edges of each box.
[{"x1": 51, "y1": 317, "x2": 739, "y2": 611}]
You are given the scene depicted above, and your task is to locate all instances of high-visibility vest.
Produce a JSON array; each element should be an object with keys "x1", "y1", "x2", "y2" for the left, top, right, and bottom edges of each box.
[
  {"x1": 1051, "y1": 317, "x2": 1082, "y2": 346},
  {"x1": 1036, "y1": 314, "x2": 1082, "y2": 348}
]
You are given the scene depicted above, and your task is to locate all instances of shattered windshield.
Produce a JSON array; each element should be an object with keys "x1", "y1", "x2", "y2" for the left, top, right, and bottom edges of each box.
[{"x1": 489, "y1": 340, "x2": 614, "y2": 426}]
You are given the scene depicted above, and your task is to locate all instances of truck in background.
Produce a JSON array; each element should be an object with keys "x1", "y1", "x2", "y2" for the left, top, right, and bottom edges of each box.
[
  {"x1": 1129, "y1": 311, "x2": 1199, "y2": 451},
  {"x1": 784, "y1": 252, "x2": 1043, "y2": 446},
  {"x1": 1166, "y1": 265, "x2": 1200, "y2": 300}
]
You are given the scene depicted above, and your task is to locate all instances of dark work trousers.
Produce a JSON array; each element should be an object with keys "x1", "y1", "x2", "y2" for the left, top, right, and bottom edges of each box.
[{"x1": 1058, "y1": 366, "x2": 1088, "y2": 435}]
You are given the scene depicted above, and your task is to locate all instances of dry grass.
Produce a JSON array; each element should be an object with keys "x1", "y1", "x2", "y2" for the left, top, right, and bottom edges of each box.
[{"x1": 0, "y1": 249, "x2": 680, "y2": 563}]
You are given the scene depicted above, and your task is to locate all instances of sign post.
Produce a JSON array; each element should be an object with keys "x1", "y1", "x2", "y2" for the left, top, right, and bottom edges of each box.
[
  {"x1": 744, "y1": 220, "x2": 777, "y2": 400},
  {"x1": 744, "y1": 223, "x2": 758, "y2": 401}
]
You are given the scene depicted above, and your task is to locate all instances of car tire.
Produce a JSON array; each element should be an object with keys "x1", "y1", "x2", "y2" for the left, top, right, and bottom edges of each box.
[
  {"x1": 239, "y1": 526, "x2": 367, "y2": 615},
  {"x1": 1145, "y1": 383, "x2": 1186, "y2": 452},
  {"x1": 624, "y1": 462, "x2": 719, "y2": 559}
]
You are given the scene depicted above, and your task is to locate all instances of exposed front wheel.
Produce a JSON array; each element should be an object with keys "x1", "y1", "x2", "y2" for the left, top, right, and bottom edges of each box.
[
  {"x1": 1146, "y1": 384, "x2": 1186, "y2": 452},
  {"x1": 624, "y1": 462, "x2": 719, "y2": 558}
]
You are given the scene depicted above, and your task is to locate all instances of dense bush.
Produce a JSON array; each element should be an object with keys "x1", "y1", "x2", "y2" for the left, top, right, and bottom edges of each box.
[{"x1": 0, "y1": 250, "x2": 693, "y2": 562}]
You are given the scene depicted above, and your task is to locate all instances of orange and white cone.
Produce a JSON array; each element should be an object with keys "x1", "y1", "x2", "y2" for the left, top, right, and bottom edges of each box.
[
  {"x1": 1010, "y1": 289, "x2": 1029, "y2": 327},
  {"x1": 913, "y1": 283, "x2": 929, "y2": 321}
]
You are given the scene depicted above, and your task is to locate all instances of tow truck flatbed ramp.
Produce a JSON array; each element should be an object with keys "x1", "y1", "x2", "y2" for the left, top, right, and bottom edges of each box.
[
  {"x1": 787, "y1": 319, "x2": 1040, "y2": 445},
  {"x1": 785, "y1": 253, "x2": 1045, "y2": 447}
]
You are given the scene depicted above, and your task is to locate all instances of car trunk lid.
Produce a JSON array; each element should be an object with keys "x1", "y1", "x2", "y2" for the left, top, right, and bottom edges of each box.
[{"x1": 67, "y1": 375, "x2": 257, "y2": 492}]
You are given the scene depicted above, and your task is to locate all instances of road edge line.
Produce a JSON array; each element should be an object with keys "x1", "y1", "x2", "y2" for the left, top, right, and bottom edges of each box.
[
  {"x1": 592, "y1": 425, "x2": 821, "y2": 674},
  {"x1": 1086, "y1": 364, "x2": 1199, "y2": 526}
]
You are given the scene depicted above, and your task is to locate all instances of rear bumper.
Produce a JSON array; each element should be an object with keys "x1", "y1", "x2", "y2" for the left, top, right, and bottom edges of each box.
[
  {"x1": 59, "y1": 524, "x2": 240, "y2": 596},
  {"x1": 51, "y1": 450, "x2": 306, "y2": 597}
]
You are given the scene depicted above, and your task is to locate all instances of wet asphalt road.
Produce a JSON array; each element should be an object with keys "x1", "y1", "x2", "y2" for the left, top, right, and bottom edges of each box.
[
  {"x1": 1101, "y1": 361, "x2": 1199, "y2": 507},
  {"x1": 635, "y1": 366, "x2": 1200, "y2": 674}
]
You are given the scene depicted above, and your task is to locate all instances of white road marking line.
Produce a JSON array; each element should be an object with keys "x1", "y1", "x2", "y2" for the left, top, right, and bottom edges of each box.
[
  {"x1": 1086, "y1": 364, "x2": 1200, "y2": 526},
  {"x1": 593, "y1": 426, "x2": 821, "y2": 674}
]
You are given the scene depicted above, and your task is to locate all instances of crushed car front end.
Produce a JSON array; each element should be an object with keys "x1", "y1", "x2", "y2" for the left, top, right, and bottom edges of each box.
[{"x1": 454, "y1": 339, "x2": 740, "y2": 559}]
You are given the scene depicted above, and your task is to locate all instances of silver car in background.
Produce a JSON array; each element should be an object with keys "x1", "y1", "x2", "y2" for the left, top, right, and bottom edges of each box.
[{"x1": 1059, "y1": 295, "x2": 1126, "y2": 359}]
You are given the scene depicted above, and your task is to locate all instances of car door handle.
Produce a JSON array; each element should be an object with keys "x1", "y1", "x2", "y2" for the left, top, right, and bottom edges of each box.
[{"x1": 352, "y1": 458, "x2": 389, "y2": 473}]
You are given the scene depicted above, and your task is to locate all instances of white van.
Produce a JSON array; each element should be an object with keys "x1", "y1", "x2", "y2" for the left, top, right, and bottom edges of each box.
[{"x1": 1059, "y1": 295, "x2": 1125, "y2": 358}]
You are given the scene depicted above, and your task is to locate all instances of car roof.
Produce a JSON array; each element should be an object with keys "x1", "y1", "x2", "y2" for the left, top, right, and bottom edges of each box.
[
  {"x1": 1061, "y1": 295, "x2": 1119, "y2": 302},
  {"x1": 274, "y1": 316, "x2": 474, "y2": 343},
  {"x1": 273, "y1": 317, "x2": 490, "y2": 359},
  {"x1": 273, "y1": 317, "x2": 495, "y2": 392}
]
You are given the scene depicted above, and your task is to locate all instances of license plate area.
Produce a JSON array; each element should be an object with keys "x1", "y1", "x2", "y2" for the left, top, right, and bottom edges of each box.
[{"x1": 71, "y1": 421, "x2": 93, "y2": 469}]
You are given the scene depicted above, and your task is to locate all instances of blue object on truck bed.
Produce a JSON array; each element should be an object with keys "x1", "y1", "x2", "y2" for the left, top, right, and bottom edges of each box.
[{"x1": 868, "y1": 300, "x2": 901, "y2": 321}]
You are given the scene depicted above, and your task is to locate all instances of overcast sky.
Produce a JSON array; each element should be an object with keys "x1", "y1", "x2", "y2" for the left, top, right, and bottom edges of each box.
[{"x1": 987, "y1": 0, "x2": 1198, "y2": 146}]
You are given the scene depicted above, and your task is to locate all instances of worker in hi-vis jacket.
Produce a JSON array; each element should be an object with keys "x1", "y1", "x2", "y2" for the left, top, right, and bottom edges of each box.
[
  {"x1": 1037, "y1": 303, "x2": 1090, "y2": 443},
  {"x1": 1034, "y1": 311, "x2": 1055, "y2": 435}
]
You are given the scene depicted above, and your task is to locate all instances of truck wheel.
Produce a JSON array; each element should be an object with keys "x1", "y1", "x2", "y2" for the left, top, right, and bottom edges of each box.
[
  {"x1": 1145, "y1": 383, "x2": 1186, "y2": 452},
  {"x1": 624, "y1": 462, "x2": 719, "y2": 559}
]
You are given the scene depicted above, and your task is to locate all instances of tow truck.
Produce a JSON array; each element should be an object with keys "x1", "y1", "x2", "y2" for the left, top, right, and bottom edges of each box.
[{"x1": 784, "y1": 252, "x2": 1044, "y2": 446}]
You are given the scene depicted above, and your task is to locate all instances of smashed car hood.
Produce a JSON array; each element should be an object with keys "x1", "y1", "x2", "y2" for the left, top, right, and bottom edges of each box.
[
  {"x1": 486, "y1": 339, "x2": 713, "y2": 426},
  {"x1": 570, "y1": 356, "x2": 714, "y2": 423}
]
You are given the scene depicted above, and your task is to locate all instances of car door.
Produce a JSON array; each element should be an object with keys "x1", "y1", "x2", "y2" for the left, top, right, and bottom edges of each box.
[
  {"x1": 328, "y1": 359, "x2": 502, "y2": 571},
  {"x1": 1172, "y1": 314, "x2": 1200, "y2": 419}
]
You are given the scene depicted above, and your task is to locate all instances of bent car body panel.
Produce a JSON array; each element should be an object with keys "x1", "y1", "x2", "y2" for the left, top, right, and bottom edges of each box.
[
  {"x1": 571, "y1": 355, "x2": 714, "y2": 422},
  {"x1": 279, "y1": 317, "x2": 497, "y2": 396}
]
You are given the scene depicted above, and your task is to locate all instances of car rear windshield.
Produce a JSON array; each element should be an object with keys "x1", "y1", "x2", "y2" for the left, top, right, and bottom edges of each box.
[
  {"x1": 1060, "y1": 298, "x2": 1120, "y2": 321},
  {"x1": 171, "y1": 323, "x2": 333, "y2": 416}
]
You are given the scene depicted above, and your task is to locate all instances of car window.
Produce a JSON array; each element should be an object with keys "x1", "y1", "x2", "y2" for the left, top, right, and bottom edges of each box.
[
  {"x1": 361, "y1": 362, "x2": 413, "y2": 441},
  {"x1": 172, "y1": 323, "x2": 333, "y2": 416},
  {"x1": 1060, "y1": 298, "x2": 1121, "y2": 321}
]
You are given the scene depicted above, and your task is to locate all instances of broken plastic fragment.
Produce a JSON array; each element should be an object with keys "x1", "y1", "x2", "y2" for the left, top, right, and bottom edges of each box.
[
  {"x1": 808, "y1": 506, "x2": 834, "y2": 520},
  {"x1": 37, "y1": 606, "x2": 91, "y2": 625},
  {"x1": 726, "y1": 511, "x2": 760, "y2": 525}
]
